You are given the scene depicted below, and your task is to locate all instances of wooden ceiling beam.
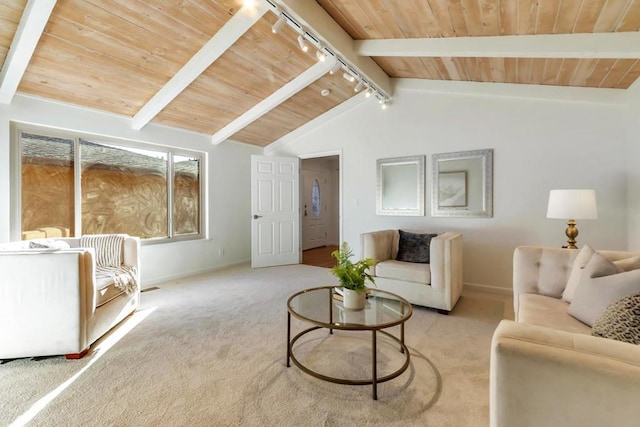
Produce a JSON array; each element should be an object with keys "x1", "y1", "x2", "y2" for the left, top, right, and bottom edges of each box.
[
  {"x1": 131, "y1": 1, "x2": 268, "y2": 131},
  {"x1": 270, "y1": 0, "x2": 392, "y2": 97},
  {"x1": 0, "y1": 0, "x2": 57, "y2": 104},
  {"x1": 211, "y1": 58, "x2": 337, "y2": 145},
  {"x1": 355, "y1": 32, "x2": 640, "y2": 59}
]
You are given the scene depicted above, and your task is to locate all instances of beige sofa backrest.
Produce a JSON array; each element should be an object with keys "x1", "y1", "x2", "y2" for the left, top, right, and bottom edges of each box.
[
  {"x1": 513, "y1": 246, "x2": 640, "y2": 315},
  {"x1": 361, "y1": 229, "x2": 442, "y2": 262}
]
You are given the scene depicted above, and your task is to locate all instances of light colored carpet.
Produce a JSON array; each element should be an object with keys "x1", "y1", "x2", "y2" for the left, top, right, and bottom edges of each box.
[{"x1": 0, "y1": 263, "x2": 509, "y2": 426}]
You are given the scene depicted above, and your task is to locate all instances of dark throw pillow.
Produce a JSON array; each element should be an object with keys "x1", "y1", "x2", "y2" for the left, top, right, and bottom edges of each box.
[
  {"x1": 396, "y1": 230, "x2": 437, "y2": 264},
  {"x1": 592, "y1": 293, "x2": 640, "y2": 345}
]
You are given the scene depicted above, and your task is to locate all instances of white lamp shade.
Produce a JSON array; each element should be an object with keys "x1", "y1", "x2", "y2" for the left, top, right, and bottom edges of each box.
[{"x1": 547, "y1": 189, "x2": 598, "y2": 220}]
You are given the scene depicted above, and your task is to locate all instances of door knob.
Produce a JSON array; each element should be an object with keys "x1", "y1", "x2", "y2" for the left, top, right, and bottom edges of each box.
[{"x1": 253, "y1": 214, "x2": 262, "y2": 219}]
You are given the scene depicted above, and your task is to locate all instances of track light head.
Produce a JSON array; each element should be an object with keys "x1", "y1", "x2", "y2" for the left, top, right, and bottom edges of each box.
[
  {"x1": 365, "y1": 87, "x2": 374, "y2": 98},
  {"x1": 354, "y1": 80, "x2": 364, "y2": 92},
  {"x1": 329, "y1": 61, "x2": 342, "y2": 74},
  {"x1": 297, "y1": 34, "x2": 309, "y2": 52},
  {"x1": 272, "y1": 14, "x2": 286, "y2": 33},
  {"x1": 316, "y1": 49, "x2": 326, "y2": 62},
  {"x1": 343, "y1": 72, "x2": 355, "y2": 83}
]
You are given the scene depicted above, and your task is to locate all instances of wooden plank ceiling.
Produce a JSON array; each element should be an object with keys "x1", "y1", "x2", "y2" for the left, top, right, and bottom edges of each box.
[
  {"x1": 318, "y1": 0, "x2": 640, "y2": 89},
  {"x1": 0, "y1": 0, "x2": 638, "y2": 147}
]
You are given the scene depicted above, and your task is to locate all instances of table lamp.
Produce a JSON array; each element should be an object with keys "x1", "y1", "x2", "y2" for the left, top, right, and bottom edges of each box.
[{"x1": 546, "y1": 189, "x2": 597, "y2": 249}]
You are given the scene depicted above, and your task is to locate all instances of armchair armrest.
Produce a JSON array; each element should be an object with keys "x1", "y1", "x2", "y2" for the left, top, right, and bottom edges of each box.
[
  {"x1": 490, "y1": 320, "x2": 640, "y2": 427},
  {"x1": 0, "y1": 250, "x2": 92, "y2": 358},
  {"x1": 513, "y1": 246, "x2": 577, "y2": 315},
  {"x1": 361, "y1": 230, "x2": 396, "y2": 275},
  {"x1": 429, "y1": 233, "x2": 463, "y2": 305}
]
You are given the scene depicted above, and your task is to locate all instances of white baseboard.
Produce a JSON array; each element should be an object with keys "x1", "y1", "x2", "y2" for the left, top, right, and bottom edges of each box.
[
  {"x1": 463, "y1": 282, "x2": 513, "y2": 295},
  {"x1": 142, "y1": 259, "x2": 250, "y2": 288}
]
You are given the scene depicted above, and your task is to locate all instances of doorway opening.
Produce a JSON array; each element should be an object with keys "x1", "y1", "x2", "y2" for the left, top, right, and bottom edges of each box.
[{"x1": 300, "y1": 155, "x2": 340, "y2": 268}]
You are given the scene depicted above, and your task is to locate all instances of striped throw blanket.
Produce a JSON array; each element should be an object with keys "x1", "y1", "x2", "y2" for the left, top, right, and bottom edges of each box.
[{"x1": 80, "y1": 234, "x2": 138, "y2": 294}]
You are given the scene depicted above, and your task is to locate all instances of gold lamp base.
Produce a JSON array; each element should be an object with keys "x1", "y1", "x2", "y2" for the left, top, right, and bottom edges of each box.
[{"x1": 563, "y1": 219, "x2": 579, "y2": 249}]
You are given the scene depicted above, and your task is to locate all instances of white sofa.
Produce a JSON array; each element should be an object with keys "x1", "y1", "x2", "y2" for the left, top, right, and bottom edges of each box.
[
  {"x1": 490, "y1": 246, "x2": 640, "y2": 427},
  {"x1": 361, "y1": 230, "x2": 463, "y2": 312},
  {"x1": 0, "y1": 235, "x2": 140, "y2": 359}
]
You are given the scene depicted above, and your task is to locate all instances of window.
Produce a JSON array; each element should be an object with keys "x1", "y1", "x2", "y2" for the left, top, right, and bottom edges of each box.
[
  {"x1": 14, "y1": 125, "x2": 205, "y2": 243},
  {"x1": 312, "y1": 179, "x2": 321, "y2": 217}
]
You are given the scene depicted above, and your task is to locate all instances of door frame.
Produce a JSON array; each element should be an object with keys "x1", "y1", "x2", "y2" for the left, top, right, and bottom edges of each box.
[{"x1": 299, "y1": 150, "x2": 342, "y2": 252}]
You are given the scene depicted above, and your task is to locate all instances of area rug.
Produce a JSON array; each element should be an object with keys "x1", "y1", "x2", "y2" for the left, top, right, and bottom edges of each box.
[{"x1": 0, "y1": 263, "x2": 507, "y2": 426}]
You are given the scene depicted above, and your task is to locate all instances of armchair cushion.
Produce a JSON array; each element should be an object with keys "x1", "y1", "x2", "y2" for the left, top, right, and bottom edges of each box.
[
  {"x1": 376, "y1": 260, "x2": 431, "y2": 284},
  {"x1": 592, "y1": 293, "x2": 640, "y2": 344},
  {"x1": 396, "y1": 230, "x2": 437, "y2": 263}
]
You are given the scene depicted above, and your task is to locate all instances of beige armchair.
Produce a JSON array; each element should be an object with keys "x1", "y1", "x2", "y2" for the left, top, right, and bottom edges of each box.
[
  {"x1": 0, "y1": 234, "x2": 140, "y2": 360},
  {"x1": 361, "y1": 230, "x2": 463, "y2": 313}
]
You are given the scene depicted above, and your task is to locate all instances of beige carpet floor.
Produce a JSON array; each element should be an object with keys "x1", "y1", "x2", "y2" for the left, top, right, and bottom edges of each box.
[{"x1": 0, "y1": 263, "x2": 511, "y2": 426}]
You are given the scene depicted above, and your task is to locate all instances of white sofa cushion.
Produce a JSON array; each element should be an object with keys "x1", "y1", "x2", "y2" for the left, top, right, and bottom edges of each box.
[
  {"x1": 518, "y1": 293, "x2": 591, "y2": 335},
  {"x1": 569, "y1": 252, "x2": 640, "y2": 326},
  {"x1": 562, "y1": 244, "x2": 596, "y2": 303},
  {"x1": 375, "y1": 260, "x2": 431, "y2": 284}
]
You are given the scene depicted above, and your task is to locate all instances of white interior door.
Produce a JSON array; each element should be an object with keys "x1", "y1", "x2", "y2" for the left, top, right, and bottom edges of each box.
[
  {"x1": 251, "y1": 155, "x2": 300, "y2": 268},
  {"x1": 302, "y1": 170, "x2": 328, "y2": 250}
]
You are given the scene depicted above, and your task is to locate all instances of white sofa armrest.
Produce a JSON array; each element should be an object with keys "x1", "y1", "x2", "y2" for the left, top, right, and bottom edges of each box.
[
  {"x1": 0, "y1": 250, "x2": 92, "y2": 358},
  {"x1": 123, "y1": 236, "x2": 140, "y2": 271},
  {"x1": 490, "y1": 320, "x2": 640, "y2": 427}
]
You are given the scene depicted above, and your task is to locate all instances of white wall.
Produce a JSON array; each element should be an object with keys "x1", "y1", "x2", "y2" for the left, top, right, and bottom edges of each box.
[
  {"x1": 627, "y1": 82, "x2": 640, "y2": 251},
  {"x1": 269, "y1": 86, "x2": 629, "y2": 290},
  {"x1": 0, "y1": 94, "x2": 261, "y2": 285}
]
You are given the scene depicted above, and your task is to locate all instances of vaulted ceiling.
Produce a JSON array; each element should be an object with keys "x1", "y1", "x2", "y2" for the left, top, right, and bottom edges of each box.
[{"x1": 1, "y1": 0, "x2": 638, "y2": 147}]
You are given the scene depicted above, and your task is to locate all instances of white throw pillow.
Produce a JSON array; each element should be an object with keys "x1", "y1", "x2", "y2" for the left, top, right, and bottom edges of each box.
[
  {"x1": 568, "y1": 252, "x2": 640, "y2": 326},
  {"x1": 562, "y1": 245, "x2": 596, "y2": 303},
  {"x1": 614, "y1": 255, "x2": 640, "y2": 272}
]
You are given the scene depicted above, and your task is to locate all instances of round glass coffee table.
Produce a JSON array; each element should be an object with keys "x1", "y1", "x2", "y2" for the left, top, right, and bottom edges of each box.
[{"x1": 286, "y1": 286, "x2": 413, "y2": 400}]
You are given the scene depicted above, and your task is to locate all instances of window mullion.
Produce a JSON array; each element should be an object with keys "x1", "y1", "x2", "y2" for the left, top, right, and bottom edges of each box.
[
  {"x1": 167, "y1": 152, "x2": 174, "y2": 239},
  {"x1": 74, "y1": 137, "x2": 82, "y2": 237}
]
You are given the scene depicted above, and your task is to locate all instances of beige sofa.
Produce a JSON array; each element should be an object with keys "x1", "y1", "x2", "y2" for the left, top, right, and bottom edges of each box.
[
  {"x1": 361, "y1": 230, "x2": 463, "y2": 312},
  {"x1": 490, "y1": 246, "x2": 640, "y2": 427},
  {"x1": 0, "y1": 235, "x2": 140, "y2": 359}
]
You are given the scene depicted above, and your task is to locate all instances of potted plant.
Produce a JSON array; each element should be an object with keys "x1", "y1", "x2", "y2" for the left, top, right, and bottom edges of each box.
[{"x1": 331, "y1": 242, "x2": 376, "y2": 310}]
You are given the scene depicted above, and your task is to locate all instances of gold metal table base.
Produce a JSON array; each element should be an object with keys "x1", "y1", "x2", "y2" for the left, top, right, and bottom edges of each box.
[{"x1": 286, "y1": 317, "x2": 411, "y2": 400}]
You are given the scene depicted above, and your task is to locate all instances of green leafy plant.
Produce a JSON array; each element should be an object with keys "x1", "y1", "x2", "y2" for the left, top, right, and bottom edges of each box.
[{"x1": 330, "y1": 242, "x2": 376, "y2": 292}]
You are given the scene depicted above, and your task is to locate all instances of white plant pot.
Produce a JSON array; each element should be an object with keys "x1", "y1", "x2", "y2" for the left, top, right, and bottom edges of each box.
[{"x1": 343, "y1": 288, "x2": 366, "y2": 310}]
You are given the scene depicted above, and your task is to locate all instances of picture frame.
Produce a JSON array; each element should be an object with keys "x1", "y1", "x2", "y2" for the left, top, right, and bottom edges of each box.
[{"x1": 431, "y1": 149, "x2": 493, "y2": 218}]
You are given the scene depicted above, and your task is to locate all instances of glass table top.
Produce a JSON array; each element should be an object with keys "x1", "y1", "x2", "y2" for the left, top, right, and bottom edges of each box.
[{"x1": 287, "y1": 286, "x2": 413, "y2": 330}]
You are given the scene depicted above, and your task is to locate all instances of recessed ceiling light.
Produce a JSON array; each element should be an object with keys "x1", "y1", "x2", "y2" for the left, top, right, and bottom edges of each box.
[{"x1": 321, "y1": 89, "x2": 331, "y2": 97}]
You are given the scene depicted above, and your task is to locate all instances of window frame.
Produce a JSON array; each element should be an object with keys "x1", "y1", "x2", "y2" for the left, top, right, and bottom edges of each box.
[{"x1": 10, "y1": 122, "x2": 207, "y2": 245}]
